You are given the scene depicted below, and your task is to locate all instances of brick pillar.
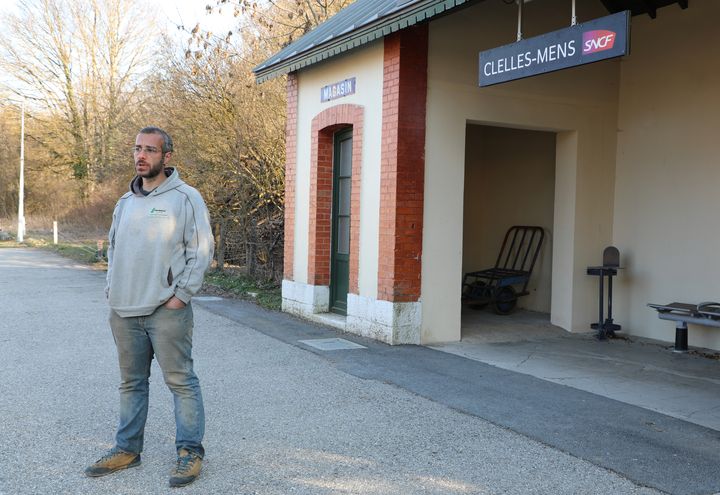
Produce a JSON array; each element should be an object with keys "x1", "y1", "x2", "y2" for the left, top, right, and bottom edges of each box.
[
  {"x1": 377, "y1": 25, "x2": 428, "y2": 302},
  {"x1": 284, "y1": 73, "x2": 298, "y2": 280},
  {"x1": 308, "y1": 128, "x2": 334, "y2": 285}
]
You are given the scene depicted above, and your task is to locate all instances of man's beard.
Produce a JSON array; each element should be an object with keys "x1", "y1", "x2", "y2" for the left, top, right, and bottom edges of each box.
[{"x1": 137, "y1": 159, "x2": 165, "y2": 179}]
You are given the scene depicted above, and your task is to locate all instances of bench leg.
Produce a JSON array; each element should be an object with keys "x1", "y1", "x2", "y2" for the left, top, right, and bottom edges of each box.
[{"x1": 674, "y1": 321, "x2": 688, "y2": 353}]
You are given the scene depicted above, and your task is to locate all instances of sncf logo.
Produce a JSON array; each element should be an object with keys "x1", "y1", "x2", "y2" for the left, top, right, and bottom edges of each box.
[{"x1": 582, "y1": 30, "x2": 616, "y2": 55}]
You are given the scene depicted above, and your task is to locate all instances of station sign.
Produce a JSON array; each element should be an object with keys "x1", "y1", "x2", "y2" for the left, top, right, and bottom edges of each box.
[
  {"x1": 321, "y1": 77, "x2": 356, "y2": 102},
  {"x1": 479, "y1": 11, "x2": 630, "y2": 87}
]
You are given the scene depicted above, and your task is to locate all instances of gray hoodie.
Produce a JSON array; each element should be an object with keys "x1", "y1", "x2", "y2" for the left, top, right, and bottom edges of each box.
[{"x1": 106, "y1": 168, "x2": 214, "y2": 317}]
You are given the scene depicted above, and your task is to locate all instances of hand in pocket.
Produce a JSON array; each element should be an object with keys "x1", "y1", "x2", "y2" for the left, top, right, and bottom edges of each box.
[{"x1": 164, "y1": 296, "x2": 186, "y2": 310}]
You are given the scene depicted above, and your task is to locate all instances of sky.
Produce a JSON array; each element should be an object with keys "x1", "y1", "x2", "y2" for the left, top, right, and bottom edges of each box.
[{"x1": 3, "y1": 0, "x2": 240, "y2": 41}]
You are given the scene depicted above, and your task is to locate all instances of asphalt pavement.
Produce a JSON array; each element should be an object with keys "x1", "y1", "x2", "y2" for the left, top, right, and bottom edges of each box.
[{"x1": 0, "y1": 248, "x2": 715, "y2": 494}]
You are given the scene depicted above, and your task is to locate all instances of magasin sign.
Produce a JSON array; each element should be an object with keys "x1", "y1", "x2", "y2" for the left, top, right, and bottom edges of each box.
[
  {"x1": 479, "y1": 11, "x2": 630, "y2": 87},
  {"x1": 320, "y1": 77, "x2": 356, "y2": 102}
]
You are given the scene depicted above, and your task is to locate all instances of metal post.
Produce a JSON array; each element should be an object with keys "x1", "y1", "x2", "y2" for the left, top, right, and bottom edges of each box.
[
  {"x1": 516, "y1": 0, "x2": 524, "y2": 41},
  {"x1": 674, "y1": 321, "x2": 689, "y2": 353},
  {"x1": 17, "y1": 100, "x2": 25, "y2": 243},
  {"x1": 571, "y1": 0, "x2": 577, "y2": 26},
  {"x1": 597, "y1": 271, "x2": 605, "y2": 338},
  {"x1": 53, "y1": 221, "x2": 58, "y2": 245},
  {"x1": 606, "y1": 273, "x2": 613, "y2": 322}
]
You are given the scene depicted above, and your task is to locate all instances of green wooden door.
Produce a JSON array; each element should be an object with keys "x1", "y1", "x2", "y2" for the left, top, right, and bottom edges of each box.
[{"x1": 330, "y1": 129, "x2": 352, "y2": 314}]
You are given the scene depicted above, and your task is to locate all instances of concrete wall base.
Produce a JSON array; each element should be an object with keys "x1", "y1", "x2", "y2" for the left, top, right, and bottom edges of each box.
[
  {"x1": 346, "y1": 293, "x2": 421, "y2": 345},
  {"x1": 281, "y1": 279, "x2": 330, "y2": 315},
  {"x1": 281, "y1": 282, "x2": 422, "y2": 345}
]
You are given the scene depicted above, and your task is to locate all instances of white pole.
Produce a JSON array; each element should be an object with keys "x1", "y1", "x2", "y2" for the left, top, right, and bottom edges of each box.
[
  {"x1": 53, "y1": 221, "x2": 58, "y2": 245},
  {"x1": 516, "y1": 0, "x2": 524, "y2": 41},
  {"x1": 17, "y1": 100, "x2": 25, "y2": 243}
]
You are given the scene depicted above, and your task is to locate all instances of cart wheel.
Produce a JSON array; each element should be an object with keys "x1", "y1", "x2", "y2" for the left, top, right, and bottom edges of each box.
[
  {"x1": 463, "y1": 281, "x2": 489, "y2": 310},
  {"x1": 493, "y1": 286, "x2": 517, "y2": 315}
]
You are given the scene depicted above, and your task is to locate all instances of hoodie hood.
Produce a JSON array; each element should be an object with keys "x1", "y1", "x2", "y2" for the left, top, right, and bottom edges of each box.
[{"x1": 129, "y1": 167, "x2": 182, "y2": 196}]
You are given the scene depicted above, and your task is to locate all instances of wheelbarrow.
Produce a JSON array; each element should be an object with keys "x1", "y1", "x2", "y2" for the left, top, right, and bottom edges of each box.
[{"x1": 462, "y1": 226, "x2": 545, "y2": 314}]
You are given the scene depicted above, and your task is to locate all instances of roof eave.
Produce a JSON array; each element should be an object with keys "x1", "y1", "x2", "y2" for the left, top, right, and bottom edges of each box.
[{"x1": 254, "y1": 0, "x2": 470, "y2": 83}]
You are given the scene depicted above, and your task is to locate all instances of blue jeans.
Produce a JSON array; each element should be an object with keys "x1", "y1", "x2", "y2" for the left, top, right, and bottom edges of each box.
[{"x1": 110, "y1": 304, "x2": 205, "y2": 458}]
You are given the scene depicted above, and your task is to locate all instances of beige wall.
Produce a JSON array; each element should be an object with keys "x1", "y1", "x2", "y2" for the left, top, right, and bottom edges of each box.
[
  {"x1": 613, "y1": 2, "x2": 720, "y2": 349},
  {"x1": 463, "y1": 125, "x2": 555, "y2": 313},
  {"x1": 423, "y1": 0, "x2": 620, "y2": 343},
  {"x1": 294, "y1": 41, "x2": 384, "y2": 297}
]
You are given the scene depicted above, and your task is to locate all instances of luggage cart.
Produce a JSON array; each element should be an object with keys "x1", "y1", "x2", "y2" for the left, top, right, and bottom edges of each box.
[{"x1": 462, "y1": 226, "x2": 545, "y2": 314}]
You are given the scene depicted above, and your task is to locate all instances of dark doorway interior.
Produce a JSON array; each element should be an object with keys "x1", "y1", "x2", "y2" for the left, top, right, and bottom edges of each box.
[{"x1": 462, "y1": 124, "x2": 556, "y2": 336}]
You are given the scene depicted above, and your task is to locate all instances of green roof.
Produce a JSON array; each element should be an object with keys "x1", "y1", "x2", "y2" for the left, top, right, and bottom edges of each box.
[{"x1": 253, "y1": 0, "x2": 473, "y2": 82}]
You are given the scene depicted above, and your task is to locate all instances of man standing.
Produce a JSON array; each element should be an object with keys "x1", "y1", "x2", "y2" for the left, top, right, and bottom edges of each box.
[{"x1": 85, "y1": 127, "x2": 214, "y2": 487}]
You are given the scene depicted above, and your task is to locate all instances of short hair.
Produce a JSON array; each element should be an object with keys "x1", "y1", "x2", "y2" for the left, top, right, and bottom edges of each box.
[{"x1": 139, "y1": 126, "x2": 173, "y2": 154}]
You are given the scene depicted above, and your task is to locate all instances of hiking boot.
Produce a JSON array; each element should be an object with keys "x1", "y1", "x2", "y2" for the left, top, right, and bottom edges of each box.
[
  {"x1": 169, "y1": 449, "x2": 202, "y2": 487},
  {"x1": 85, "y1": 447, "x2": 141, "y2": 477}
]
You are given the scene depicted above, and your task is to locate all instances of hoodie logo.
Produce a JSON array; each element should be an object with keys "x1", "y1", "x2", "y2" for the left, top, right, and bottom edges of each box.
[{"x1": 149, "y1": 207, "x2": 169, "y2": 218}]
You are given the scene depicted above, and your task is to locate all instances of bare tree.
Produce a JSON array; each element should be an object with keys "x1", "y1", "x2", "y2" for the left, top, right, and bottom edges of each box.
[
  {"x1": 0, "y1": 0, "x2": 159, "y2": 200},
  {"x1": 0, "y1": 0, "x2": 353, "y2": 278},
  {"x1": 204, "y1": 0, "x2": 353, "y2": 47}
]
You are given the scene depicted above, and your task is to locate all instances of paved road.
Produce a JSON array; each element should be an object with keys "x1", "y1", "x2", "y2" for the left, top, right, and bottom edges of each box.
[{"x1": 0, "y1": 248, "x2": 687, "y2": 494}]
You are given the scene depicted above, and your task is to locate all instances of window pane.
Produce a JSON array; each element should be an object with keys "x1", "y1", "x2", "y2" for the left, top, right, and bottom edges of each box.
[
  {"x1": 339, "y1": 137, "x2": 352, "y2": 177},
  {"x1": 338, "y1": 216, "x2": 350, "y2": 255},
  {"x1": 339, "y1": 178, "x2": 351, "y2": 216}
]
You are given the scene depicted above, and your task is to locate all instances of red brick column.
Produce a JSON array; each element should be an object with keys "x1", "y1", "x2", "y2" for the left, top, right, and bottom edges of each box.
[
  {"x1": 377, "y1": 25, "x2": 428, "y2": 303},
  {"x1": 308, "y1": 104, "x2": 364, "y2": 292},
  {"x1": 284, "y1": 73, "x2": 299, "y2": 280}
]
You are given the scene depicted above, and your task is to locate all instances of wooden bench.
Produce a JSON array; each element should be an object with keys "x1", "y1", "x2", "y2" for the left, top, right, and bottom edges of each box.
[{"x1": 647, "y1": 302, "x2": 720, "y2": 352}]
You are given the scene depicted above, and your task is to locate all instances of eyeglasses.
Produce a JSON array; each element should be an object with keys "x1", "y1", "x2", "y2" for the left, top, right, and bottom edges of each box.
[{"x1": 133, "y1": 145, "x2": 162, "y2": 154}]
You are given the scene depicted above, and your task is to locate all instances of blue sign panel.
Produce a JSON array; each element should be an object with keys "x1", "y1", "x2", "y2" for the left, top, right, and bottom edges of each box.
[
  {"x1": 479, "y1": 11, "x2": 630, "y2": 87},
  {"x1": 321, "y1": 77, "x2": 356, "y2": 102}
]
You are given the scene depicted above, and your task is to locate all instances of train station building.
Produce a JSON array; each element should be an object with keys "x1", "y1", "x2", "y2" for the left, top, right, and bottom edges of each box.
[{"x1": 254, "y1": 0, "x2": 720, "y2": 350}]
